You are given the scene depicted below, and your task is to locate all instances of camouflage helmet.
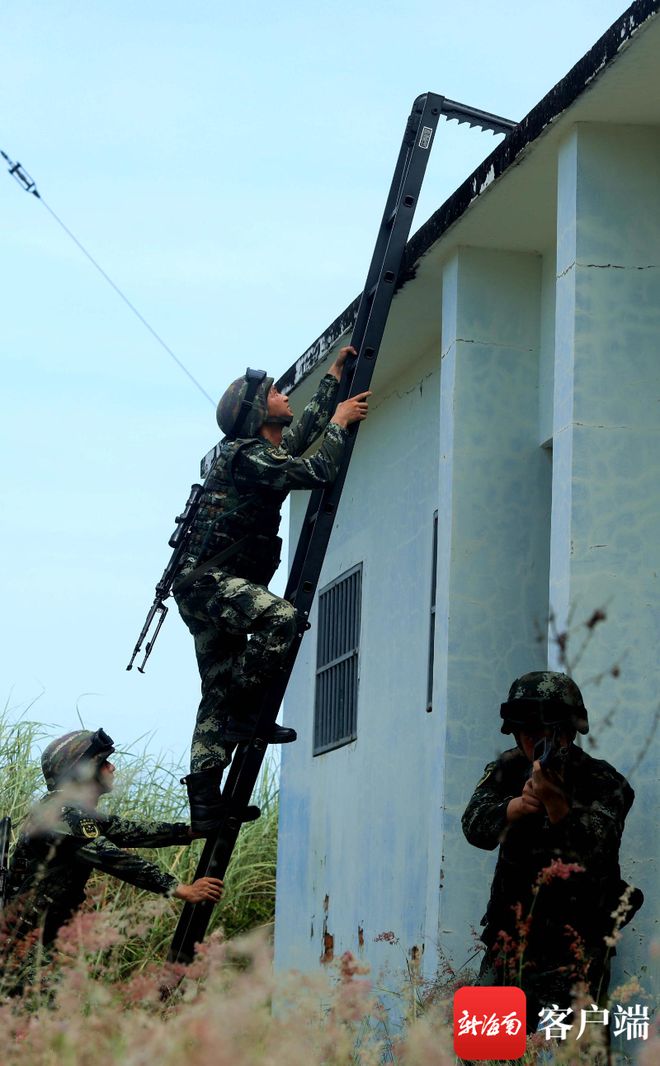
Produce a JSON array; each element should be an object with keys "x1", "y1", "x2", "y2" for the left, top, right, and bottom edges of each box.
[
  {"x1": 500, "y1": 671, "x2": 589, "y2": 736},
  {"x1": 216, "y1": 369, "x2": 274, "y2": 439},
  {"x1": 41, "y1": 728, "x2": 115, "y2": 791}
]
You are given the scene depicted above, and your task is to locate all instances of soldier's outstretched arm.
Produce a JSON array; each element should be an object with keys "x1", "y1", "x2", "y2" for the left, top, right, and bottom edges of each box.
[
  {"x1": 103, "y1": 815, "x2": 193, "y2": 850},
  {"x1": 235, "y1": 422, "x2": 347, "y2": 491},
  {"x1": 281, "y1": 374, "x2": 341, "y2": 457},
  {"x1": 74, "y1": 833, "x2": 224, "y2": 904},
  {"x1": 234, "y1": 391, "x2": 370, "y2": 492},
  {"x1": 73, "y1": 833, "x2": 183, "y2": 896},
  {"x1": 281, "y1": 346, "x2": 356, "y2": 457}
]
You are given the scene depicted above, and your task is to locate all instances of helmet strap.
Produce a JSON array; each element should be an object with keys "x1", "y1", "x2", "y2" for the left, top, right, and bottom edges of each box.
[{"x1": 264, "y1": 413, "x2": 294, "y2": 427}]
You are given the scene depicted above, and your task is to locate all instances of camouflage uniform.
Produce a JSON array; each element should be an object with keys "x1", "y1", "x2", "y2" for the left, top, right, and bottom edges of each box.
[
  {"x1": 462, "y1": 673, "x2": 637, "y2": 1030},
  {"x1": 4, "y1": 800, "x2": 190, "y2": 949},
  {"x1": 1, "y1": 729, "x2": 192, "y2": 983},
  {"x1": 174, "y1": 373, "x2": 347, "y2": 772}
]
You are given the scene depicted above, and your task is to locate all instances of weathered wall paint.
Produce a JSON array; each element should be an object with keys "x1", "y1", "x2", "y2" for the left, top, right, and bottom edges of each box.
[
  {"x1": 275, "y1": 115, "x2": 659, "y2": 1013},
  {"x1": 434, "y1": 247, "x2": 551, "y2": 971},
  {"x1": 551, "y1": 122, "x2": 660, "y2": 993},
  {"x1": 275, "y1": 345, "x2": 442, "y2": 984}
]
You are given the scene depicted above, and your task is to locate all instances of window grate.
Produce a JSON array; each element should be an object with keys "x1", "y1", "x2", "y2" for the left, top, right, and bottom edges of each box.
[{"x1": 314, "y1": 564, "x2": 362, "y2": 755}]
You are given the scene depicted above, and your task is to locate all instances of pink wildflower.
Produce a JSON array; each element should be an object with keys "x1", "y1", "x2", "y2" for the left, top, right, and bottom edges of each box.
[{"x1": 535, "y1": 859, "x2": 585, "y2": 887}]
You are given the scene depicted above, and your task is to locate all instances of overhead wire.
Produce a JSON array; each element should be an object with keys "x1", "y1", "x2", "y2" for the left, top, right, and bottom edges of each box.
[{"x1": 1, "y1": 147, "x2": 216, "y2": 407}]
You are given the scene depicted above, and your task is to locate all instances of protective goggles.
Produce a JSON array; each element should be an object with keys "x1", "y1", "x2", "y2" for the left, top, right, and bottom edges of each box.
[
  {"x1": 231, "y1": 368, "x2": 267, "y2": 439},
  {"x1": 80, "y1": 728, "x2": 116, "y2": 763},
  {"x1": 500, "y1": 699, "x2": 574, "y2": 734}
]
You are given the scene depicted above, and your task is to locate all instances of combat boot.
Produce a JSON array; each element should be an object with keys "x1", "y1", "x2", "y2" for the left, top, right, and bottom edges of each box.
[
  {"x1": 181, "y1": 767, "x2": 260, "y2": 835},
  {"x1": 223, "y1": 716, "x2": 297, "y2": 745},
  {"x1": 223, "y1": 684, "x2": 297, "y2": 745}
]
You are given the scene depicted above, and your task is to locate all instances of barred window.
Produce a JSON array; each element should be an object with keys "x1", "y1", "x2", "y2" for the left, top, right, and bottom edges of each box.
[
  {"x1": 314, "y1": 564, "x2": 362, "y2": 755},
  {"x1": 427, "y1": 510, "x2": 439, "y2": 712}
]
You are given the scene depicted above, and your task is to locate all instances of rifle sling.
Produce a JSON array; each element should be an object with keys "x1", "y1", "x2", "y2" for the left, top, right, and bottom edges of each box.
[{"x1": 173, "y1": 536, "x2": 250, "y2": 595}]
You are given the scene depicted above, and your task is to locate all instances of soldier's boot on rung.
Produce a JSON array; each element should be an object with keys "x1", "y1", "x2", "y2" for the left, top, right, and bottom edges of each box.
[
  {"x1": 223, "y1": 716, "x2": 297, "y2": 746},
  {"x1": 223, "y1": 687, "x2": 297, "y2": 746},
  {"x1": 182, "y1": 767, "x2": 261, "y2": 835}
]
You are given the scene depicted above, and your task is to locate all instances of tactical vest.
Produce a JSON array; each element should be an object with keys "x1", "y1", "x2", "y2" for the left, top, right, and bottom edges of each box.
[{"x1": 180, "y1": 438, "x2": 287, "y2": 587}]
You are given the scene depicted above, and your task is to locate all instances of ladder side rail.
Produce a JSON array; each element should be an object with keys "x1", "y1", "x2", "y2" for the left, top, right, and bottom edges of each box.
[
  {"x1": 285, "y1": 99, "x2": 443, "y2": 611},
  {"x1": 208, "y1": 86, "x2": 445, "y2": 819},
  {"x1": 168, "y1": 816, "x2": 243, "y2": 961},
  {"x1": 285, "y1": 92, "x2": 443, "y2": 597},
  {"x1": 168, "y1": 91, "x2": 444, "y2": 965},
  {"x1": 284, "y1": 101, "x2": 422, "y2": 596},
  {"x1": 344, "y1": 95, "x2": 430, "y2": 347}
]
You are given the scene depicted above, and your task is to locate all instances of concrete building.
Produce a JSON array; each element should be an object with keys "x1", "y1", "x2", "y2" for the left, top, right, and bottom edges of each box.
[{"x1": 274, "y1": 0, "x2": 660, "y2": 1007}]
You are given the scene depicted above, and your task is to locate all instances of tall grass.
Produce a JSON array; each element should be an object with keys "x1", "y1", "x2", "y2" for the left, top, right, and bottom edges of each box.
[{"x1": 1, "y1": 706, "x2": 654, "y2": 1064}]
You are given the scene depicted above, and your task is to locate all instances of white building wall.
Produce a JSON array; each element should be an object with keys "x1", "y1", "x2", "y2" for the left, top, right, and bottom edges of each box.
[
  {"x1": 551, "y1": 122, "x2": 660, "y2": 990},
  {"x1": 275, "y1": 345, "x2": 443, "y2": 980},
  {"x1": 432, "y1": 247, "x2": 552, "y2": 972},
  {"x1": 275, "y1": 116, "x2": 659, "y2": 1006}
]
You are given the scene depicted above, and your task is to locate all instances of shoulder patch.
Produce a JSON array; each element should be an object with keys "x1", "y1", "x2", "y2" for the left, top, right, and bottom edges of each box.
[
  {"x1": 475, "y1": 762, "x2": 497, "y2": 789},
  {"x1": 63, "y1": 808, "x2": 101, "y2": 839},
  {"x1": 79, "y1": 818, "x2": 100, "y2": 839}
]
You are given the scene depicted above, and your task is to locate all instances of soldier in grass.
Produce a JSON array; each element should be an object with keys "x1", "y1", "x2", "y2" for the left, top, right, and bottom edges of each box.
[
  {"x1": 173, "y1": 346, "x2": 370, "y2": 832},
  {"x1": 462, "y1": 672, "x2": 642, "y2": 1031},
  {"x1": 1, "y1": 728, "x2": 222, "y2": 984}
]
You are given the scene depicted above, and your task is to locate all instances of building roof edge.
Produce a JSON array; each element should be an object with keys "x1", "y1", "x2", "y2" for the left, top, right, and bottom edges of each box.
[{"x1": 277, "y1": 0, "x2": 659, "y2": 394}]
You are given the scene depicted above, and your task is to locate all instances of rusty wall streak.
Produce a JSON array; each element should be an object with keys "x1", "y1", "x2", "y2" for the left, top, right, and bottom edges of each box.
[
  {"x1": 320, "y1": 930, "x2": 334, "y2": 965},
  {"x1": 319, "y1": 893, "x2": 333, "y2": 963}
]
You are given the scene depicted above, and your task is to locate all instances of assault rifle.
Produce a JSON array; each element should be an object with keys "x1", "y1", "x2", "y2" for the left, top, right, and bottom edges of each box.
[
  {"x1": 126, "y1": 484, "x2": 204, "y2": 673},
  {"x1": 0, "y1": 816, "x2": 11, "y2": 910}
]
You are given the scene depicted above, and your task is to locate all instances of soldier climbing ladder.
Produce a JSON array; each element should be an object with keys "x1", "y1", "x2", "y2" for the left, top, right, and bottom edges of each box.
[{"x1": 166, "y1": 92, "x2": 515, "y2": 964}]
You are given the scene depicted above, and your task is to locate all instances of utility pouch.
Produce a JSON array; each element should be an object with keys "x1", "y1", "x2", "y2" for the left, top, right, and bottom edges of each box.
[{"x1": 246, "y1": 534, "x2": 282, "y2": 585}]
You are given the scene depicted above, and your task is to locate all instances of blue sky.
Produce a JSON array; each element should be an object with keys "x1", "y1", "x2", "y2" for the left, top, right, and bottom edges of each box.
[{"x1": 2, "y1": 1, "x2": 629, "y2": 766}]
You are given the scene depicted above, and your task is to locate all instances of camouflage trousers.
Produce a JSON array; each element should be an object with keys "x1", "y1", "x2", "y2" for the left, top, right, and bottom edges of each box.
[{"x1": 175, "y1": 569, "x2": 297, "y2": 773}]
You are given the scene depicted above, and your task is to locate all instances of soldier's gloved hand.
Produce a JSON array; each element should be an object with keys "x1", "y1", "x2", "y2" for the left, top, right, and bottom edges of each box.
[
  {"x1": 175, "y1": 876, "x2": 224, "y2": 904},
  {"x1": 332, "y1": 391, "x2": 372, "y2": 428}
]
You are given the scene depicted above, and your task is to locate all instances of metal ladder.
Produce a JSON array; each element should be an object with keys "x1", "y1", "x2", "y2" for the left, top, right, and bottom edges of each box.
[{"x1": 168, "y1": 92, "x2": 515, "y2": 964}]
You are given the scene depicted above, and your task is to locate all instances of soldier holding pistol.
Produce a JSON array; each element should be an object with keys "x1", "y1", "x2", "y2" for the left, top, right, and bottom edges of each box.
[{"x1": 462, "y1": 672, "x2": 642, "y2": 1031}]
